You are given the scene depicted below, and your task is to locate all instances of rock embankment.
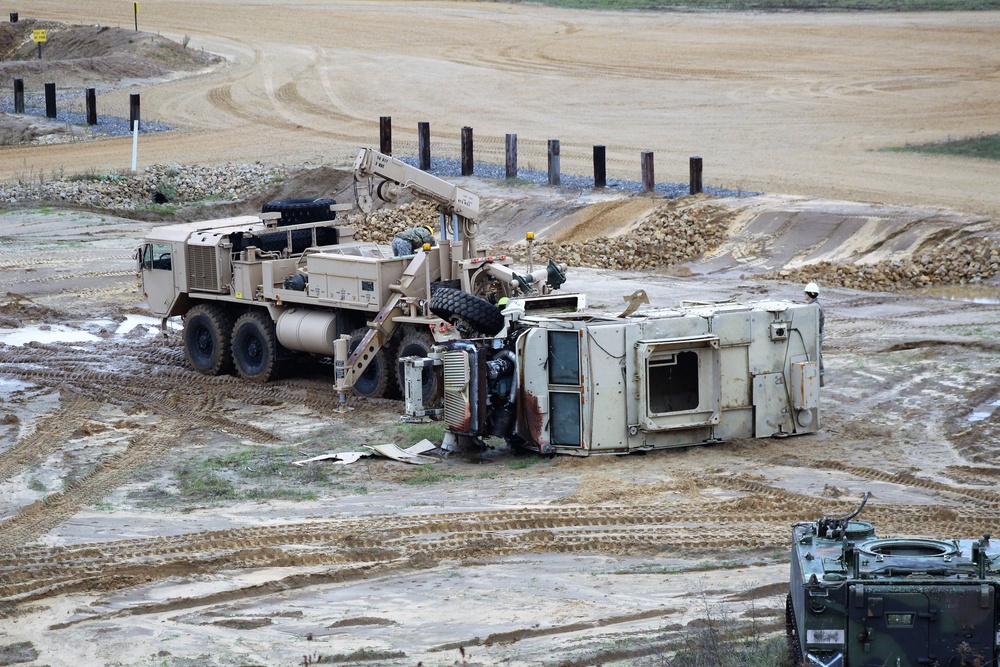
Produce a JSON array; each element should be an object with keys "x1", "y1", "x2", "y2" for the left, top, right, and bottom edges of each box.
[
  {"x1": 761, "y1": 243, "x2": 1000, "y2": 292},
  {"x1": 346, "y1": 197, "x2": 1000, "y2": 292},
  {"x1": 0, "y1": 163, "x2": 282, "y2": 210}
]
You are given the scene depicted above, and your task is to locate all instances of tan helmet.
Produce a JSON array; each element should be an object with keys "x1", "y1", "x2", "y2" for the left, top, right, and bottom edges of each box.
[{"x1": 804, "y1": 282, "x2": 820, "y2": 296}]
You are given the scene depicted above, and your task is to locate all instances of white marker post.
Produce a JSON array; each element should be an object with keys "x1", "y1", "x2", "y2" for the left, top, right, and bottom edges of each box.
[{"x1": 131, "y1": 120, "x2": 139, "y2": 172}]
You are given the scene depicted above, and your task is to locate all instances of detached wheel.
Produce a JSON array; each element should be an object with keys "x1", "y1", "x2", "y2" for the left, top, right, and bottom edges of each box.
[
  {"x1": 183, "y1": 304, "x2": 234, "y2": 376},
  {"x1": 348, "y1": 328, "x2": 393, "y2": 398},
  {"x1": 262, "y1": 198, "x2": 337, "y2": 226},
  {"x1": 232, "y1": 311, "x2": 280, "y2": 382},
  {"x1": 396, "y1": 328, "x2": 441, "y2": 405},
  {"x1": 429, "y1": 288, "x2": 504, "y2": 337}
]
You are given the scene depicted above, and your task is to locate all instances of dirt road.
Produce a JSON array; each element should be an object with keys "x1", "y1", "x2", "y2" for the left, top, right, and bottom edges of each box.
[{"x1": 6, "y1": 2, "x2": 1000, "y2": 218}]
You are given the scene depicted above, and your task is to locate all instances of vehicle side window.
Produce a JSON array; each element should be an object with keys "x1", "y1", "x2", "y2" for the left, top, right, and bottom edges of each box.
[{"x1": 147, "y1": 243, "x2": 172, "y2": 271}]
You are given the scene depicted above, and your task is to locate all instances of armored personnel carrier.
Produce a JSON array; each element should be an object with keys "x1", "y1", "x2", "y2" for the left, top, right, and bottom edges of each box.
[{"x1": 788, "y1": 494, "x2": 1000, "y2": 667}]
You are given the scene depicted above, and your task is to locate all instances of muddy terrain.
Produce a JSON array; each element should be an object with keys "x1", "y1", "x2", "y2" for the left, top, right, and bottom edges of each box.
[
  {"x1": 1, "y1": 188, "x2": 999, "y2": 667},
  {"x1": 1, "y1": 5, "x2": 999, "y2": 667}
]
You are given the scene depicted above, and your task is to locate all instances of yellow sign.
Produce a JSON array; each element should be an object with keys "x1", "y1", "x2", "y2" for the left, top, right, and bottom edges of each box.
[
  {"x1": 134, "y1": 2, "x2": 139, "y2": 13},
  {"x1": 32, "y1": 30, "x2": 47, "y2": 43}
]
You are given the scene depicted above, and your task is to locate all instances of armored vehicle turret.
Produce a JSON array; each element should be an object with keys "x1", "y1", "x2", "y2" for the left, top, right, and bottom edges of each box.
[{"x1": 787, "y1": 495, "x2": 1000, "y2": 667}]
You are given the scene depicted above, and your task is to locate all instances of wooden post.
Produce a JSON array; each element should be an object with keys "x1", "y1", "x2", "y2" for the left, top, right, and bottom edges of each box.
[
  {"x1": 505, "y1": 133, "x2": 518, "y2": 180},
  {"x1": 641, "y1": 151, "x2": 655, "y2": 193},
  {"x1": 44, "y1": 83, "x2": 56, "y2": 119},
  {"x1": 547, "y1": 139, "x2": 560, "y2": 186},
  {"x1": 593, "y1": 145, "x2": 606, "y2": 189},
  {"x1": 129, "y1": 93, "x2": 141, "y2": 131},
  {"x1": 689, "y1": 156, "x2": 703, "y2": 195},
  {"x1": 85, "y1": 88, "x2": 97, "y2": 125},
  {"x1": 461, "y1": 126, "x2": 473, "y2": 176},
  {"x1": 418, "y1": 121, "x2": 430, "y2": 170},
  {"x1": 379, "y1": 116, "x2": 392, "y2": 155},
  {"x1": 13, "y1": 79, "x2": 24, "y2": 114}
]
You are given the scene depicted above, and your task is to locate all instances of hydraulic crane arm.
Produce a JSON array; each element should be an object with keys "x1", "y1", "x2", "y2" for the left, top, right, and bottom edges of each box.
[{"x1": 353, "y1": 148, "x2": 479, "y2": 220}]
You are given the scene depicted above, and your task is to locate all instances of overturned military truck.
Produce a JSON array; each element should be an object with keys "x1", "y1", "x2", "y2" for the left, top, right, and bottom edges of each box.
[
  {"x1": 400, "y1": 296, "x2": 823, "y2": 455},
  {"x1": 788, "y1": 496, "x2": 1000, "y2": 667}
]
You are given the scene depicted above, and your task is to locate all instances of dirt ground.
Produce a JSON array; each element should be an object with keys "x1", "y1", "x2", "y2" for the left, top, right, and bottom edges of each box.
[
  {"x1": 2, "y1": 2, "x2": 1000, "y2": 218},
  {"x1": 1, "y1": 4, "x2": 1000, "y2": 667}
]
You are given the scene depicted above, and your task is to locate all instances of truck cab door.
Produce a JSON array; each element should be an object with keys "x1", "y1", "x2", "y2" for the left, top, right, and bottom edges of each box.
[{"x1": 138, "y1": 242, "x2": 178, "y2": 317}]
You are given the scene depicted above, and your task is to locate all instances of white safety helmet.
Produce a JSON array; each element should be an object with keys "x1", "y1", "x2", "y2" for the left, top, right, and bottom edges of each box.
[{"x1": 804, "y1": 282, "x2": 820, "y2": 296}]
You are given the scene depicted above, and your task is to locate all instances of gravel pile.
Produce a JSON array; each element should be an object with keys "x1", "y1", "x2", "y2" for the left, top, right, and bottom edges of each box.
[
  {"x1": 761, "y1": 242, "x2": 1000, "y2": 291},
  {"x1": 345, "y1": 201, "x2": 441, "y2": 244},
  {"x1": 344, "y1": 198, "x2": 731, "y2": 272},
  {"x1": 0, "y1": 106, "x2": 173, "y2": 138},
  {"x1": 0, "y1": 162, "x2": 283, "y2": 210},
  {"x1": 491, "y1": 201, "x2": 731, "y2": 271}
]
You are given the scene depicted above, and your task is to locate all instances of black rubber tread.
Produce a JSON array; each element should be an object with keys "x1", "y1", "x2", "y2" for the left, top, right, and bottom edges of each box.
[
  {"x1": 395, "y1": 328, "x2": 442, "y2": 405},
  {"x1": 348, "y1": 328, "x2": 393, "y2": 398},
  {"x1": 231, "y1": 311, "x2": 280, "y2": 382},
  {"x1": 429, "y1": 288, "x2": 505, "y2": 337},
  {"x1": 786, "y1": 594, "x2": 802, "y2": 667},
  {"x1": 183, "y1": 303, "x2": 235, "y2": 376},
  {"x1": 261, "y1": 197, "x2": 337, "y2": 226}
]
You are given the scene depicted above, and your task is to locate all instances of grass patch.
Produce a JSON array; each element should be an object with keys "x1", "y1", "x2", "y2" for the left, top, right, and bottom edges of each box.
[
  {"x1": 519, "y1": 0, "x2": 1000, "y2": 9},
  {"x1": 165, "y1": 445, "x2": 358, "y2": 506},
  {"x1": 505, "y1": 456, "x2": 547, "y2": 470},
  {"x1": 400, "y1": 464, "x2": 467, "y2": 486},
  {"x1": 175, "y1": 466, "x2": 236, "y2": 500},
  {"x1": 388, "y1": 420, "x2": 447, "y2": 444},
  {"x1": 885, "y1": 133, "x2": 1000, "y2": 161}
]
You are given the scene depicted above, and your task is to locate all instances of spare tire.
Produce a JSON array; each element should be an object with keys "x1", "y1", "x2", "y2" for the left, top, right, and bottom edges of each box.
[
  {"x1": 262, "y1": 198, "x2": 337, "y2": 226},
  {"x1": 430, "y1": 288, "x2": 504, "y2": 337}
]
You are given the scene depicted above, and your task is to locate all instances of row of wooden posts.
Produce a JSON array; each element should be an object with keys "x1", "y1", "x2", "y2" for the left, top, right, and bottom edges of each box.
[
  {"x1": 5, "y1": 78, "x2": 703, "y2": 193},
  {"x1": 379, "y1": 116, "x2": 704, "y2": 195},
  {"x1": 9, "y1": 78, "x2": 142, "y2": 130}
]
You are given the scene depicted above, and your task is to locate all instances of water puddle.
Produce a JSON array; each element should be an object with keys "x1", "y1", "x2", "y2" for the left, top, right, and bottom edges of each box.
[
  {"x1": 0, "y1": 324, "x2": 101, "y2": 347},
  {"x1": 968, "y1": 399, "x2": 1000, "y2": 423},
  {"x1": 0, "y1": 316, "x2": 178, "y2": 347},
  {"x1": 910, "y1": 285, "x2": 1000, "y2": 305}
]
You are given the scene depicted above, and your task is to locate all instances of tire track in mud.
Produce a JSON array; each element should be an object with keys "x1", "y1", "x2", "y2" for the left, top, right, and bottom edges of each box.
[
  {"x1": 813, "y1": 460, "x2": 1000, "y2": 505},
  {"x1": 0, "y1": 336, "x2": 373, "y2": 423},
  {"x1": 8, "y1": 270, "x2": 134, "y2": 286},
  {"x1": 0, "y1": 395, "x2": 98, "y2": 482},
  {"x1": 6, "y1": 485, "x2": 1000, "y2": 605},
  {"x1": 0, "y1": 423, "x2": 190, "y2": 551},
  {"x1": 0, "y1": 343, "x2": 281, "y2": 442}
]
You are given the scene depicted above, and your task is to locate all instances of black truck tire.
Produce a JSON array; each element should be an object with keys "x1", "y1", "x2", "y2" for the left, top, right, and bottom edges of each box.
[
  {"x1": 231, "y1": 311, "x2": 280, "y2": 382},
  {"x1": 396, "y1": 328, "x2": 442, "y2": 404},
  {"x1": 430, "y1": 288, "x2": 505, "y2": 337},
  {"x1": 183, "y1": 303, "x2": 235, "y2": 376},
  {"x1": 348, "y1": 328, "x2": 394, "y2": 398},
  {"x1": 261, "y1": 198, "x2": 337, "y2": 226}
]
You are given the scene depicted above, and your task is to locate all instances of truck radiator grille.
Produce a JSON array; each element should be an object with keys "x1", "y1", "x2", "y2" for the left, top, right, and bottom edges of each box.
[
  {"x1": 187, "y1": 245, "x2": 220, "y2": 292},
  {"x1": 443, "y1": 350, "x2": 471, "y2": 430}
]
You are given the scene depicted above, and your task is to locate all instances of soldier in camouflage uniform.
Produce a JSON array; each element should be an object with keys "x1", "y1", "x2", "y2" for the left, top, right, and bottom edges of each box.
[{"x1": 392, "y1": 225, "x2": 436, "y2": 257}]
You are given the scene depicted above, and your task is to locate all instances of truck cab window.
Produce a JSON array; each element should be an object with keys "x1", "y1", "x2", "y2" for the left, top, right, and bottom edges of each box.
[{"x1": 143, "y1": 243, "x2": 172, "y2": 271}]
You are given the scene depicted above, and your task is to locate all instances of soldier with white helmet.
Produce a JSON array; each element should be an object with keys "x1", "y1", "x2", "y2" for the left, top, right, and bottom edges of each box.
[{"x1": 804, "y1": 282, "x2": 825, "y2": 386}]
